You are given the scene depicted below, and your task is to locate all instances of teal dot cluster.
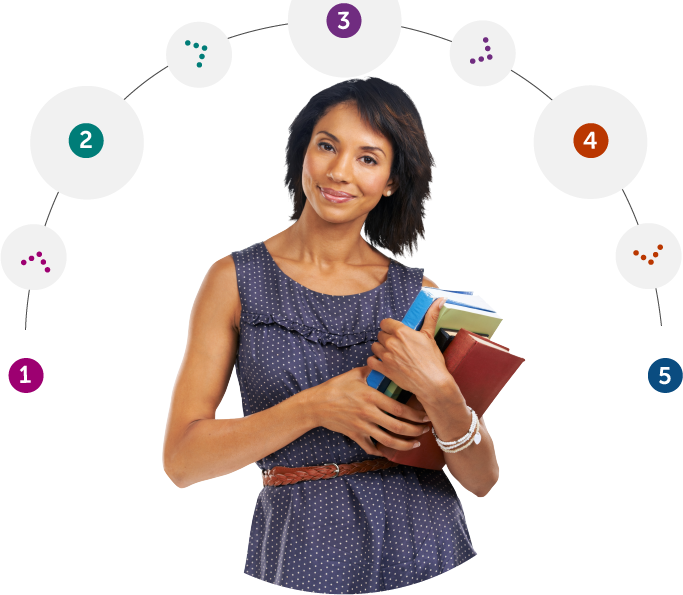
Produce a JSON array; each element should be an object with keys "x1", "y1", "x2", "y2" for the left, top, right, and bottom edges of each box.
[{"x1": 184, "y1": 40, "x2": 209, "y2": 68}]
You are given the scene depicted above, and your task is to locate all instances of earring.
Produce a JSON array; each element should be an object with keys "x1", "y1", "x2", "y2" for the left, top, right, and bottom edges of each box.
[{"x1": 386, "y1": 190, "x2": 391, "y2": 196}]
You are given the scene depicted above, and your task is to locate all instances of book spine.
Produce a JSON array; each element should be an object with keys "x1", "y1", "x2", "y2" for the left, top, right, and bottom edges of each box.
[{"x1": 367, "y1": 290, "x2": 436, "y2": 390}]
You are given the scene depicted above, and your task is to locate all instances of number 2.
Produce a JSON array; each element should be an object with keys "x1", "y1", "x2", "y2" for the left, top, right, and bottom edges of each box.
[
  {"x1": 659, "y1": 367, "x2": 671, "y2": 384},
  {"x1": 338, "y1": 11, "x2": 350, "y2": 29},
  {"x1": 583, "y1": 131, "x2": 597, "y2": 150},
  {"x1": 80, "y1": 130, "x2": 92, "y2": 149}
]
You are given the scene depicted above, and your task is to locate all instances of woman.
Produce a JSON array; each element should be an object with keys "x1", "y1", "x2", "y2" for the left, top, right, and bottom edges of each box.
[{"x1": 163, "y1": 77, "x2": 499, "y2": 593}]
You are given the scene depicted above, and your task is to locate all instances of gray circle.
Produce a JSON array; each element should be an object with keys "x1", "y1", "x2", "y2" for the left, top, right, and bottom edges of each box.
[
  {"x1": 1, "y1": 225, "x2": 67, "y2": 290},
  {"x1": 450, "y1": 21, "x2": 515, "y2": 86},
  {"x1": 534, "y1": 86, "x2": 647, "y2": 199},
  {"x1": 31, "y1": 86, "x2": 144, "y2": 200},
  {"x1": 288, "y1": 0, "x2": 401, "y2": 77},
  {"x1": 166, "y1": 22, "x2": 232, "y2": 88},
  {"x1": 616, "y1": 223, "x2": 680, "y2": 289}
]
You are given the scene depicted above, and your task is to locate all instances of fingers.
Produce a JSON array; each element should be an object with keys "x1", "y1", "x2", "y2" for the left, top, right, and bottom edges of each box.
[
  {"x1": 371, "y1": 427, "x2": 422, "y2": 451},
  {"x1": 420, "y1": 297, "x2": 445, "y2": 338},
  {"x1": 372, "y1": 392, "x2": 430, "y2": 424},
  {"x1": 358, "y1": 436, "x2": 383, "y2": 457}
]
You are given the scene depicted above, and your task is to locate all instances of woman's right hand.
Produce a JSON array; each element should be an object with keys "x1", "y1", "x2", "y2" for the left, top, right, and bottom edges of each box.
[{"x1": 306, "y1": 366, "x2": 431, "y2": 457}]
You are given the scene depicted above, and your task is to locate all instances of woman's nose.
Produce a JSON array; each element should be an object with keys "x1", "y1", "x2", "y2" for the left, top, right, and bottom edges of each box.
[{"x1": 328, "y1": 152, "x2": 354, "y2": 182}]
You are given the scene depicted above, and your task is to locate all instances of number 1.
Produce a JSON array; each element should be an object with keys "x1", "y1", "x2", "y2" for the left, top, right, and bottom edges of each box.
[{"x1": 19, "y1": 365, "x2": 31, "y2": 384}]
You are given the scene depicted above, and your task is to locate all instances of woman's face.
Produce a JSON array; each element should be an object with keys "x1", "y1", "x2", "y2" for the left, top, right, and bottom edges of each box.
[{"x1": 301, "y1": 101, "x2": 396, "y2": 225}]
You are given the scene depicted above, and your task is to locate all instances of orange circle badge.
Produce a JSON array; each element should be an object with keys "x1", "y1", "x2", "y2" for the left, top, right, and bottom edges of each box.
[{"x1": 573, "y1": 123, "x2": 609, "y2": 158}]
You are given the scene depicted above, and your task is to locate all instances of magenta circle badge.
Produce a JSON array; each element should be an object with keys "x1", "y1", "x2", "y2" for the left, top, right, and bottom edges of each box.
[
  {"x1": 327, "y1": 3, "x2": 362, "y2": 39},
  {"x1": 8, "y1": 358, "x2": 44, "y2": 393}
]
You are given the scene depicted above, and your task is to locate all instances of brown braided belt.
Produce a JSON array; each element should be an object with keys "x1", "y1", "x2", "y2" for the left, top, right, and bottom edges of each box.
[{"x1": 262, "y1": 458, "x2": 400, "y2": 487}]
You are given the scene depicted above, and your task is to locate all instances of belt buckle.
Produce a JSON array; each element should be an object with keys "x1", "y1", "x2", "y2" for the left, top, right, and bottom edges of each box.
[{"x1": 325, "y1": 462, "x2": 340, "y2": 478}]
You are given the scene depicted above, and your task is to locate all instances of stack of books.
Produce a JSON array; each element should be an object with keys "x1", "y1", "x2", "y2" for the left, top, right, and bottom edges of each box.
[{"x1": 367, "y1": 288, "x2": 525, "y2": 470}]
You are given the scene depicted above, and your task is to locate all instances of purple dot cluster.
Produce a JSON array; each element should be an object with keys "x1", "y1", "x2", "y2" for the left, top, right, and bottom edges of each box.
[
  {"x1": 20, "y1": 251, "x2": 50, "y2": 273},
  {"x1": 470, "y1": 36, "x2": 493, "y2": 64}
]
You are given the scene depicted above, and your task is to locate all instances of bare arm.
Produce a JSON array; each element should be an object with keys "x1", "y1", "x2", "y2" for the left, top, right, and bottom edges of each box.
[
  {"x1": 162, "y1": 257, "x2": 320, "y2": 488},
  {"x1": 421, "y1": 276, "x2": 499, "y2": 496}
]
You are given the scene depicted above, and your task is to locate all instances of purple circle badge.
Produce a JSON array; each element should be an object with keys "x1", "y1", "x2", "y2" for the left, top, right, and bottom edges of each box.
[
  {"x1": 327, "y1": 3, "x2": 362, "y2": 39},
  {"x1": 8, "y1": 358, "x2": 44, "y2": 393}
]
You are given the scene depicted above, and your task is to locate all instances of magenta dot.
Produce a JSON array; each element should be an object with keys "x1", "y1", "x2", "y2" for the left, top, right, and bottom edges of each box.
[
  {"x1": 487, "y1": 54, "x2": 493, "y2": 60},
  {"x1": 36, "y1": 251, "x2": 42, "y2": 257},
  {"x1": 470, "y1": 58, "x2": 475, "y2": 64},
  {"x1": 29, "y1": 255, "x2": 34, "y2": 261},
  {"x1": 21, "y1": 260, "x2": 27, "y2": 265},
  {"x1": 41, "y1": 259, "x2": 46, "y2": 265},
  {"x1": 45, "y1": 267, "x2": 50, "y2": 273},
  {"x1": 483, "y1": 37, "x2": 489, "y2": 43},
  {"x1": 478, "y1": 56, "x2": 484, "y2": 62},
  {"x1": 485, "y1": 46, "x2": 490, "y2": 51}
]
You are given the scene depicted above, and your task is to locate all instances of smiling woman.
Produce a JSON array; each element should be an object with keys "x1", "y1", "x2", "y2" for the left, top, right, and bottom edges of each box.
[{"x1": 162, "y1": 77, "x2": 499, "y2": 594}]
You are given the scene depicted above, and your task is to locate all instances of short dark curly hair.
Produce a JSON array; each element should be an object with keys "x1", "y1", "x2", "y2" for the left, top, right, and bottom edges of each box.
[{"x1": 284, "y1": 77, "x2": 434, "y2": 257}]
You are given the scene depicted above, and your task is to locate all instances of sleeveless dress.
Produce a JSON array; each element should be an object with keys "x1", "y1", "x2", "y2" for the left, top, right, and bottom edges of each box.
[{"x1": 232, "y1": 242, "x2": 476, "y2": 594}]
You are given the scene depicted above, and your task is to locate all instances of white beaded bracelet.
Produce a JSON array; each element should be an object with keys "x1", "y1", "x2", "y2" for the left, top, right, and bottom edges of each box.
[
  {"x1": 432, "y1": 406, "x2": 482, "y2": 453},
  {"x1": 437, "y1": 418, "x2": 480, "y2": 453},
  {"x1": 432, "y1": 406, "x2": 478, "y2": 447},
  {"x1": 436, "y1": 419, "x2": 480, "y2": 453}
]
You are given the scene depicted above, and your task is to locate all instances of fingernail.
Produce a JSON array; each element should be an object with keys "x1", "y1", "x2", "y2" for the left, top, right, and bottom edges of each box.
[
  {"x1": 422, "y1": 416, "x2": 430, "y2": 422},
  {"x1": 413, "y1": 441, "x2": 421, "y2": 448},
  {"x1": 422, "y1": 426, "x2": 430, "y2": 434}
]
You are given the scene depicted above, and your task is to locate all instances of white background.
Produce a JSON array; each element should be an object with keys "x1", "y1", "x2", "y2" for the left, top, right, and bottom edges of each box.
[{"x1": 1, "y1": 1, "x2": 681, "y2": 593}]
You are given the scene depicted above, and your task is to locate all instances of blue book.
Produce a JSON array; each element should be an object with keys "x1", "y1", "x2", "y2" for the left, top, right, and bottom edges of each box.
[{"x1": 366, "y1": 288, "x2": 502, "y2": 396}]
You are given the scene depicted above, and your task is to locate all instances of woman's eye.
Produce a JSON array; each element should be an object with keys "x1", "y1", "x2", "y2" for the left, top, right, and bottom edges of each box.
[{"x1": 318, "y1": 142, "x2": 376, "y2": 165}]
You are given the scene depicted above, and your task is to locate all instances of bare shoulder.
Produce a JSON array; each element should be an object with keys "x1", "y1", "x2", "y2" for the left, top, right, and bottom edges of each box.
[
  {"x1": 422, "y1": 274, "x2": 438, "y2": 289},
  {"x1": 194, "y1": 254, "x2": 242, "y2": 333}
]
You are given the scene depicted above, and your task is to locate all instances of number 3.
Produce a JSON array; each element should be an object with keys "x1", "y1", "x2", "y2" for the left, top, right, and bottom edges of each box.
[
  {"x1": 659, "y1": 367, "x2": 671, "y2": 384},
  {"x1": 338, "y1": 11, "x2": 350, "y2": 29}
]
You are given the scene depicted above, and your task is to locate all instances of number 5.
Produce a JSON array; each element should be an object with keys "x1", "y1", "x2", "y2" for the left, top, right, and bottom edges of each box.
[
  {"x1": 659, "y1": 367, "x2": 671, "y2": 384},
  {"x1": 338, "y1": 11, "x2": 350, "y2": 29}
]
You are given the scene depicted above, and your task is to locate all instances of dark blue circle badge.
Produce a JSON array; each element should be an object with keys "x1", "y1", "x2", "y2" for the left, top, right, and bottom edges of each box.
[{"x1": 648, "y1": 358, "x2": 682, "y2": 393}]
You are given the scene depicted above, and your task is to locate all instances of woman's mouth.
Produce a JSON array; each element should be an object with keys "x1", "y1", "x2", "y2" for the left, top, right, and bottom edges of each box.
[{"x1": 319, "y1": 186, "x2": 355, "y2": 204}]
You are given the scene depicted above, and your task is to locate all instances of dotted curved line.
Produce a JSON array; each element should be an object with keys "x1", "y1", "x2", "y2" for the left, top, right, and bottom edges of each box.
[{"x1": 30, "y1": 22, "x2": 662, "y2": 330}]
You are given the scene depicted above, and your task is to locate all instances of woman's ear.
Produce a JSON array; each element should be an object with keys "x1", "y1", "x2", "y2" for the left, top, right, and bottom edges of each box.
[{"x1": 384, "y1": 179, "x2": 398, "y2": 197}]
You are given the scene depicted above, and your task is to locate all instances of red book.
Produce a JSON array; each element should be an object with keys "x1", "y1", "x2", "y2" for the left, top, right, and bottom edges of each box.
[{"x1": 383, "y1": 329, "x2": 525, "y2": 470}]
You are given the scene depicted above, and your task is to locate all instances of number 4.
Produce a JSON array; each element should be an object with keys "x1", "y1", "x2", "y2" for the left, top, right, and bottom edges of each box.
[{"x1": 583, "y1": 130, "x2": 597, "y2": 150}]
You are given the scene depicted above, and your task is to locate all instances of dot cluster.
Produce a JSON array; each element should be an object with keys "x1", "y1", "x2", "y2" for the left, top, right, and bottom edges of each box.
[
  {"x1": 184, "y1": 39, "x2": 208, "y2": 68},
  {"x1": 20, "y1": 251, "x2": 50, "y2": 273},
  {"x1": 633, "y1": 244, "x2": 663, "y2": 266},
  {"x1": 470, "y1": 36, "x2": 493, "y2": 64}
]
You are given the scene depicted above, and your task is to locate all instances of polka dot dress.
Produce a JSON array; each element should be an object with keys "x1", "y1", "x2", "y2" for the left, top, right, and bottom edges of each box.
[{"x1": 233, "y1": 242, "x2": 476, "y2": 593}]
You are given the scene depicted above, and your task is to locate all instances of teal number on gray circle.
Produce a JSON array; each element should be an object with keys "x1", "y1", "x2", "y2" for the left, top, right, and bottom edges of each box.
[{"x1": 68, "y1": 123, "x2": 104, "y2": 158}]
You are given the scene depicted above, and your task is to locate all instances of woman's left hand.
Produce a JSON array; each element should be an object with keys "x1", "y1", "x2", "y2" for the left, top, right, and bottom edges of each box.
[{"x1": 367, "y1": 297, "x2": 462, "y2": 407}]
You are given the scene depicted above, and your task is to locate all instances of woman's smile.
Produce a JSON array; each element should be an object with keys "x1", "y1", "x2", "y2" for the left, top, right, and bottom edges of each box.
[{"x1": 318, "y1": 185, "x2": 356, "y2": 204}]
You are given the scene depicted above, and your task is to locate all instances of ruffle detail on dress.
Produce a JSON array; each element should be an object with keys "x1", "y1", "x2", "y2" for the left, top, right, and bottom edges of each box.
[{"x1": 242, "y1": 311, "x2": 379, "y2": 348}]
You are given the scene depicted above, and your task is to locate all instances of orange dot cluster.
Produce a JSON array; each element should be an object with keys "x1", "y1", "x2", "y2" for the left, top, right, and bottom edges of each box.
[{"x1": 633, "y1": 244, "x2": 663, "y2": 265}]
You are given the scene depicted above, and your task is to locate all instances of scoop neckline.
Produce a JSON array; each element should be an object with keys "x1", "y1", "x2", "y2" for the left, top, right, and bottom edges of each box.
[{"x1": 259, "y1": 241, "x2": 394, "y2": 298}]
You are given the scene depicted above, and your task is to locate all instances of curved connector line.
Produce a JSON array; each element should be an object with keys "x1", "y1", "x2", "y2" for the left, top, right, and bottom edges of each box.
[
  {"x1": 510, "y1": 70, "x2": 552, "y2": 101},
  {"x1": 30, "y1": 21, "x2": 659, "y2": 330},
  {"x1": 228, "y1": 22, "x2": 288, "y2": 40},
  {"x1": 622, "y1": 189, "x2": 639, "y2": 225},
  {"x1": 400, "y1": 25, "x2": 451, "y2": 43}
]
